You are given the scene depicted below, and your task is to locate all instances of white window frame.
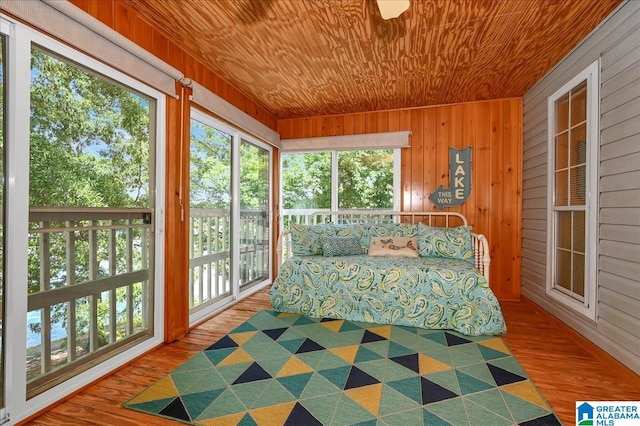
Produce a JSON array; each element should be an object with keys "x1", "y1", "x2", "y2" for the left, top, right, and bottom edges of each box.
[
  {"x1": 546, "y1": 59, "x2": 599, "y2": 321},
  {"x1": 237, "y1": 133, "x2": 273, "y2": 294},
  {"x1": 2, "y1": 16, "x2": 166, "y2": 423}
]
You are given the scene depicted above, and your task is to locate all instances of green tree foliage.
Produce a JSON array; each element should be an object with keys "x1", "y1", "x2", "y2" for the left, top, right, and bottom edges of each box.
[
  {"x1": 338, "y1": 150, "x2": 394, "y2": 209},
  {"x1": 30, "y1": 50, "x2": 149, "y2": 208},
  {"x1": 27, "y1": 49, "x2": 151, "y2": 348},
  {"x1": 240, "y1": 141, "x2": 269, "y2": 210},
  {"x1": 190, "y1": 119, "x2": 231, "y2": 209},
  {"x1": 281, "y1": 150, "x2": 394, "y2": 211},
  {"x1": 281, "y1": 152, "x2": 331, "y2": 209},
  {"x1": 189, "y1": 126, "x2": 270, "y2": 212}
]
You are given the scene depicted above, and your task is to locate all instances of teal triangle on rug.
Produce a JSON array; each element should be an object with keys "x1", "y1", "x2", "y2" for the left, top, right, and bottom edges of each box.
[{"x1": 124, "y1": 310, "x2": 561, "y2": 425}]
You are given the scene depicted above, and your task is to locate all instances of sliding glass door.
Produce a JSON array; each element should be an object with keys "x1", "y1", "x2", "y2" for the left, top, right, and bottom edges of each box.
[
  {"x1": 189, "y1": 112, "x2": 233, "y2": 314},
  {"x1": 189, "y1": 110, "x2": 272, "y2": 324},
  {"x1": 1, "y1": 16, "x2": 165, "y2": 420},
  {"x1": 26, "y1": 47, "x2": 157, "y2": 397}
]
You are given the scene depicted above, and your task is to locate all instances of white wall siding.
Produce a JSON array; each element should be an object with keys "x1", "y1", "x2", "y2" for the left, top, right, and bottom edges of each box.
[{"x1": 522, "y1": 0, "x2": 640, "y2": 374}]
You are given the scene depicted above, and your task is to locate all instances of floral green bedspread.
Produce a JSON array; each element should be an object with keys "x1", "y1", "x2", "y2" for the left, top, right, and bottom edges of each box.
[{"x1": 270, "y1": 255, "x2": 506, "y2": 336}]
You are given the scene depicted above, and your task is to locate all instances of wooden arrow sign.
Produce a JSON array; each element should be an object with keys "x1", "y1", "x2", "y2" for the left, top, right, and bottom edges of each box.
[{"x1": 429, "y1": 146, "x2": 472, "y2": 209}]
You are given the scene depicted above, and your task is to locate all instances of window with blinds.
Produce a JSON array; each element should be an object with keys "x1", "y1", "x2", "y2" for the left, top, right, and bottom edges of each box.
[
  {"x1": 547, "y1": 60, "x2": 599, "y2": 320},
  {"x1": 553, "y1": 81, "x2": 587, "y2": 298}
]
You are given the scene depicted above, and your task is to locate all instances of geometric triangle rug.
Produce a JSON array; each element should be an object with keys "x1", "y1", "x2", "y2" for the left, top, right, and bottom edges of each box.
[{"x1": 124, "y1": 310, "x2": 561, "y2": 425}]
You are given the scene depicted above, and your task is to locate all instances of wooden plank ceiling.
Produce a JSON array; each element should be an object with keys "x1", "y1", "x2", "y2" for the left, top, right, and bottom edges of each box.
[{"x1": 123, "y1": 0, "x2": 622, "y2": 119}]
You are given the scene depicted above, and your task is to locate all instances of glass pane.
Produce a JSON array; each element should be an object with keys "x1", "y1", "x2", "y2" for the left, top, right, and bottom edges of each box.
[
  {"x1": 555, "y1": 170, "x2": 568, "y2": 206},
  {"x1": 281, "y1": 152, "x2": 331, "y2": 211},
  {"x1": 30, "y1": 49, "x2": 150, "y2": 208},
  {"x1": 74, "y1": 297, "x2": 91, "y2": 361},
  {"x1": 28, "y1": 48, "x2": 154, "y2": 396},
  {"x1": 570, "y1": 80, "x2": 587, "y2": 126},
  {"x1": 338, "y1": 149, "x2": 394, "y2": 209},
  {"x1": 555, "y1": 93, "x2": 570, "y2": 133},
  {"x1": 555, "y1": 249, "x2": 572, "y2": 291},
  {"x1": 570, "y1": 165, "x2": 586, "y2": 206},
  {"x1": 570, "y1": 124, "x2": 587, "y2": 167},
  {"x1": 189, "y1": 119, "x2": 232, "y2": 308},
  {"x1": 239, "y1": 139, "x2": 270, "y2": 290},
  {"x1": 555, "y1": 133, "x2": 568, "y2": 170},
  {"x1": 573, "y1": 253, "x2": 585, "y2": 297},
  {"x1": 552, "y1": 74, "x2": 591, "y2": 306},
  {"x1": 556, "y1": 211, "x2": 572, "y2": 250},
  {"x1": 573, "y1": 211, "x2": 586, "y2": 254}
]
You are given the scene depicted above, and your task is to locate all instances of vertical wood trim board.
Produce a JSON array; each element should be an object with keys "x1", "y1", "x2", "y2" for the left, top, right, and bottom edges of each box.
[
  {"x1": 162, "y1": 83, "x2": 190, "y2": 341},
  {"x1": 278, "y1": 98, "x2": 524, "y2": 301}
]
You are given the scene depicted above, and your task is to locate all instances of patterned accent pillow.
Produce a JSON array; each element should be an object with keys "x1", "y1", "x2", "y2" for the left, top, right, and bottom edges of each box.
[
  {"x1": 290, "y1": 223, "x2": 331, "y2": 256},
  {"x1": 368, "y1": 236, "x2": 419, "y2": 257},
  {"x1": 417, "y1": 224, "x2": 474, "y2": 263},
  {"x1": 290, "y1": 223, "x2": 367, "y2": 256},
  {"x1": 368, "y1": 223, "x2": 421, "y2": 237},
  {"x1": 320, "y1": 236, "x2": 363, "y2": 256},
  {"x1": 362, "y1": 223, "x2": 420, "y2": 249}
]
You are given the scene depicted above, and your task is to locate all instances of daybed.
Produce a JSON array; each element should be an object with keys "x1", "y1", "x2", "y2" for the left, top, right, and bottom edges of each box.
[{"x1": 270, "y1": 211, "x2": 506, "y2": 336}]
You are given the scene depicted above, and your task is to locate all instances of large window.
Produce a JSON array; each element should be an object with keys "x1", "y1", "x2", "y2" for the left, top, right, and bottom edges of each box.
[
  {"x1": 26, "y1": 47, "x2": 156, "y2": 396},
  {"x1": 281, "y1": 149, "x2": 400, "y2": 225},
  {"x1": 547, "y1": 60, "x2": 599, "y2": 319}
]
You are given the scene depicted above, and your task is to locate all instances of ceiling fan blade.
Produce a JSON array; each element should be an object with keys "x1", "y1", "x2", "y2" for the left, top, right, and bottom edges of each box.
[{"x1": 376, "y1": 0, "x2": 410, "y2": 20}]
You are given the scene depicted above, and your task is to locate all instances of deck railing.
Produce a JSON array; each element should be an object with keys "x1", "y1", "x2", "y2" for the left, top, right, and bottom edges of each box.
[
  {"x1": 280, "y1": 208, "x2": 397, "y2": 228},
  {"x1": 188, "y1": 208, "x2": 270, "y2": 312},
  {"x1": 189, "y1": 208, "x2": 231, "y2": 310},
  {"x1": 20, "y1": 206, "x2": 272, "y2": 394},
  {"x1": 238, "y1": 209, "x2": 269, "y2": 290},
  {"x1": 278, "y1": 209, "x2": 399, "y2": 261},
  {"x1": 27, "y1": 207, "x2": 152, "y2": 395}
]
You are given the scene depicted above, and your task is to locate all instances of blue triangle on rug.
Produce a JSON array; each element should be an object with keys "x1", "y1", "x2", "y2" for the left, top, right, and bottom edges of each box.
[
  {"x1": 296, "y1": 338, "x2": 325, "y2": 353},
  {"x1": 263, "y1": 327, "x2": 288, "y2": 340},
  {"x1": 158, "y1": 397, "x2": 190, "y2": 421},
  {"x1": 362, "y1": 329, "x2": 387, "y2": 343},
  {"x1": 232, "y1": 362, "x2": 272, "y2": 384},
  {"x1": 205, "y1": 334, "x2": 238, "y2": 350},
  {"x1": 285, "y1": 402, "x2": 322, "y2": 426},
  {"x1": 344, "y1": 366, "x2": 381, "y2": 389},
  {"x1": 391, "y1": 353, "x2": 420, "y2": 373},
  {"x1": 488, "y1": 363, "x2": 527, "y2": 386},
  {"x1": 421, "y1": 377, "x2": 458, "y2": 404}
]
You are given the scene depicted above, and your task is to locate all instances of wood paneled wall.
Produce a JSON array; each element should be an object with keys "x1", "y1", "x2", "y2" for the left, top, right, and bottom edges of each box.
[
  {"x1": 66, "y1": 3, "x2": 521, "y2": 313},
  {"x1": 278, "y1": 99, "x2": 523, "y2": 301}
]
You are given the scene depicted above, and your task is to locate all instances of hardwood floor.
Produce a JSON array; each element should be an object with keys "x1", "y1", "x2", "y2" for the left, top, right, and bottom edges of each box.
[{"x1": 21, "y1": 287, "x2": 640, "y2": 425}]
